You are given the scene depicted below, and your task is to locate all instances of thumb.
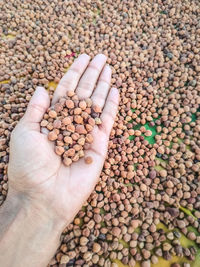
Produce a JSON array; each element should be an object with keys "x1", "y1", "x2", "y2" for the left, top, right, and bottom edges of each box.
[{"x1": 22, "y1": 86, "x2": 50, "y2": 124}]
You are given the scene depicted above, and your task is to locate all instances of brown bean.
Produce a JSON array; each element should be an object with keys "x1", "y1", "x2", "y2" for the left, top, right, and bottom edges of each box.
[{"x1": 84, "y1": 156, "x2": 93, "y2": 164}]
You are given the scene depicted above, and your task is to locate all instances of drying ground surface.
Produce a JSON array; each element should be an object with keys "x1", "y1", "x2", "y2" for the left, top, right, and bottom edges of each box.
[{"x1": 0, "y1": 1, "x2": 200, "y2": 267}]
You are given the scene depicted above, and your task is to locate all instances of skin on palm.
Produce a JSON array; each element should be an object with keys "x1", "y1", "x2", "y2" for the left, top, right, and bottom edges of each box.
[{"x1": 7, "y1": 53, "x2": 119, "y2": 226}]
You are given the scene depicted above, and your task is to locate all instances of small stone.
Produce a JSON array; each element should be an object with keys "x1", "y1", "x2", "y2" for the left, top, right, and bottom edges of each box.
[{"x1": 173, "y1": 231, "x2": 181, "y2": 238}]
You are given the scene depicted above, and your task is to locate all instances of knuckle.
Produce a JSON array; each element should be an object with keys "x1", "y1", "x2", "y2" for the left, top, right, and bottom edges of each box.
[
  {"x1": 78, "y1": 81, "x2": 93, "y2": 91},
  {"x1": 88, "y1": 65, "x2": 100, "y2": 73},
  {"x1": 59, "y1": 78, "x2": 75, "y2": 90},
  {"x1": 69, "y1": 68, "x2": 82, "y2": 76},
  {"x1": 93, "y1": 93, "x2": 105, "y2": 103},
  {"x1": 29, "y1": 103, "x2": 45, "y2": 113},
  {"x1": 98, "y1": 79, "x2": 110, "y2": 87}
]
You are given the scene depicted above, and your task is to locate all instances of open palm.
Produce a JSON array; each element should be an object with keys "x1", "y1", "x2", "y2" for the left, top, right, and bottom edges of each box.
[{"x1": 8, "y1": 54, "x2": 119, "y2": 226}]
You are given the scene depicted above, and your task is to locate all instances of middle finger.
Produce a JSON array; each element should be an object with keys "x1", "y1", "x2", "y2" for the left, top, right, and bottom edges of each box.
[
  {"x1": 51, "y1": 54, "x2": 90, "y2": 105},
  {"x1": 76, "y1": 54, "x2": 107, "y2": 99}
]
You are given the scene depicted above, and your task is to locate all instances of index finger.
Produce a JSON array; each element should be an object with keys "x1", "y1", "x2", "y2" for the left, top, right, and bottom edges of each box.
[{"x1": 51, "y1": 54, "x2": 90, "y2": 105}]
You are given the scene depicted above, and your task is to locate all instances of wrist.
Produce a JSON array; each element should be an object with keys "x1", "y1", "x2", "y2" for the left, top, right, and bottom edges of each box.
[
  {"x1": 0, "y1": 188, "x2": 64, "y2": 267},
  {"x1": 5, "y1": 187, "x2": 66, "y2": 234}
]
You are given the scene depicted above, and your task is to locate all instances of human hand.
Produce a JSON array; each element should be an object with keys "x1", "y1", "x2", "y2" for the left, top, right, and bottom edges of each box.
[{"x1": 7, "y1": 54, "x2": 119, "y2": 228}]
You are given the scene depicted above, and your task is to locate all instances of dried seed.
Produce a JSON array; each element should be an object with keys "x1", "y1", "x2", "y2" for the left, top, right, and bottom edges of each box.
[
  {"x1": 84, "y1": 156, "x2": 93, "y2": 164},
  {"x1": 48, "y1": 131, "x2": 57, "y2": 141},
  {"x1": 63, "y1": 157, "x2": 72, "y2": 166},
  {"x1": 55, "y1": 146, "x2": 65, "y2": 156},
  {"x1": 79, "y1": 100, "x2": 87, "y2": 110},
  {"x1": 66, "y1": 99, "x2": 74, "y2": 109},
  {"x1": 49, "y1": 110, "x2": 57, "y2": 118}
]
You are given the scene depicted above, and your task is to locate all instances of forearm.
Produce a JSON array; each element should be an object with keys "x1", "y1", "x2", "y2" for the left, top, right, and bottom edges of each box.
[{"x1": 0, "y1": 190, "x2": 64, "y2": 267}]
